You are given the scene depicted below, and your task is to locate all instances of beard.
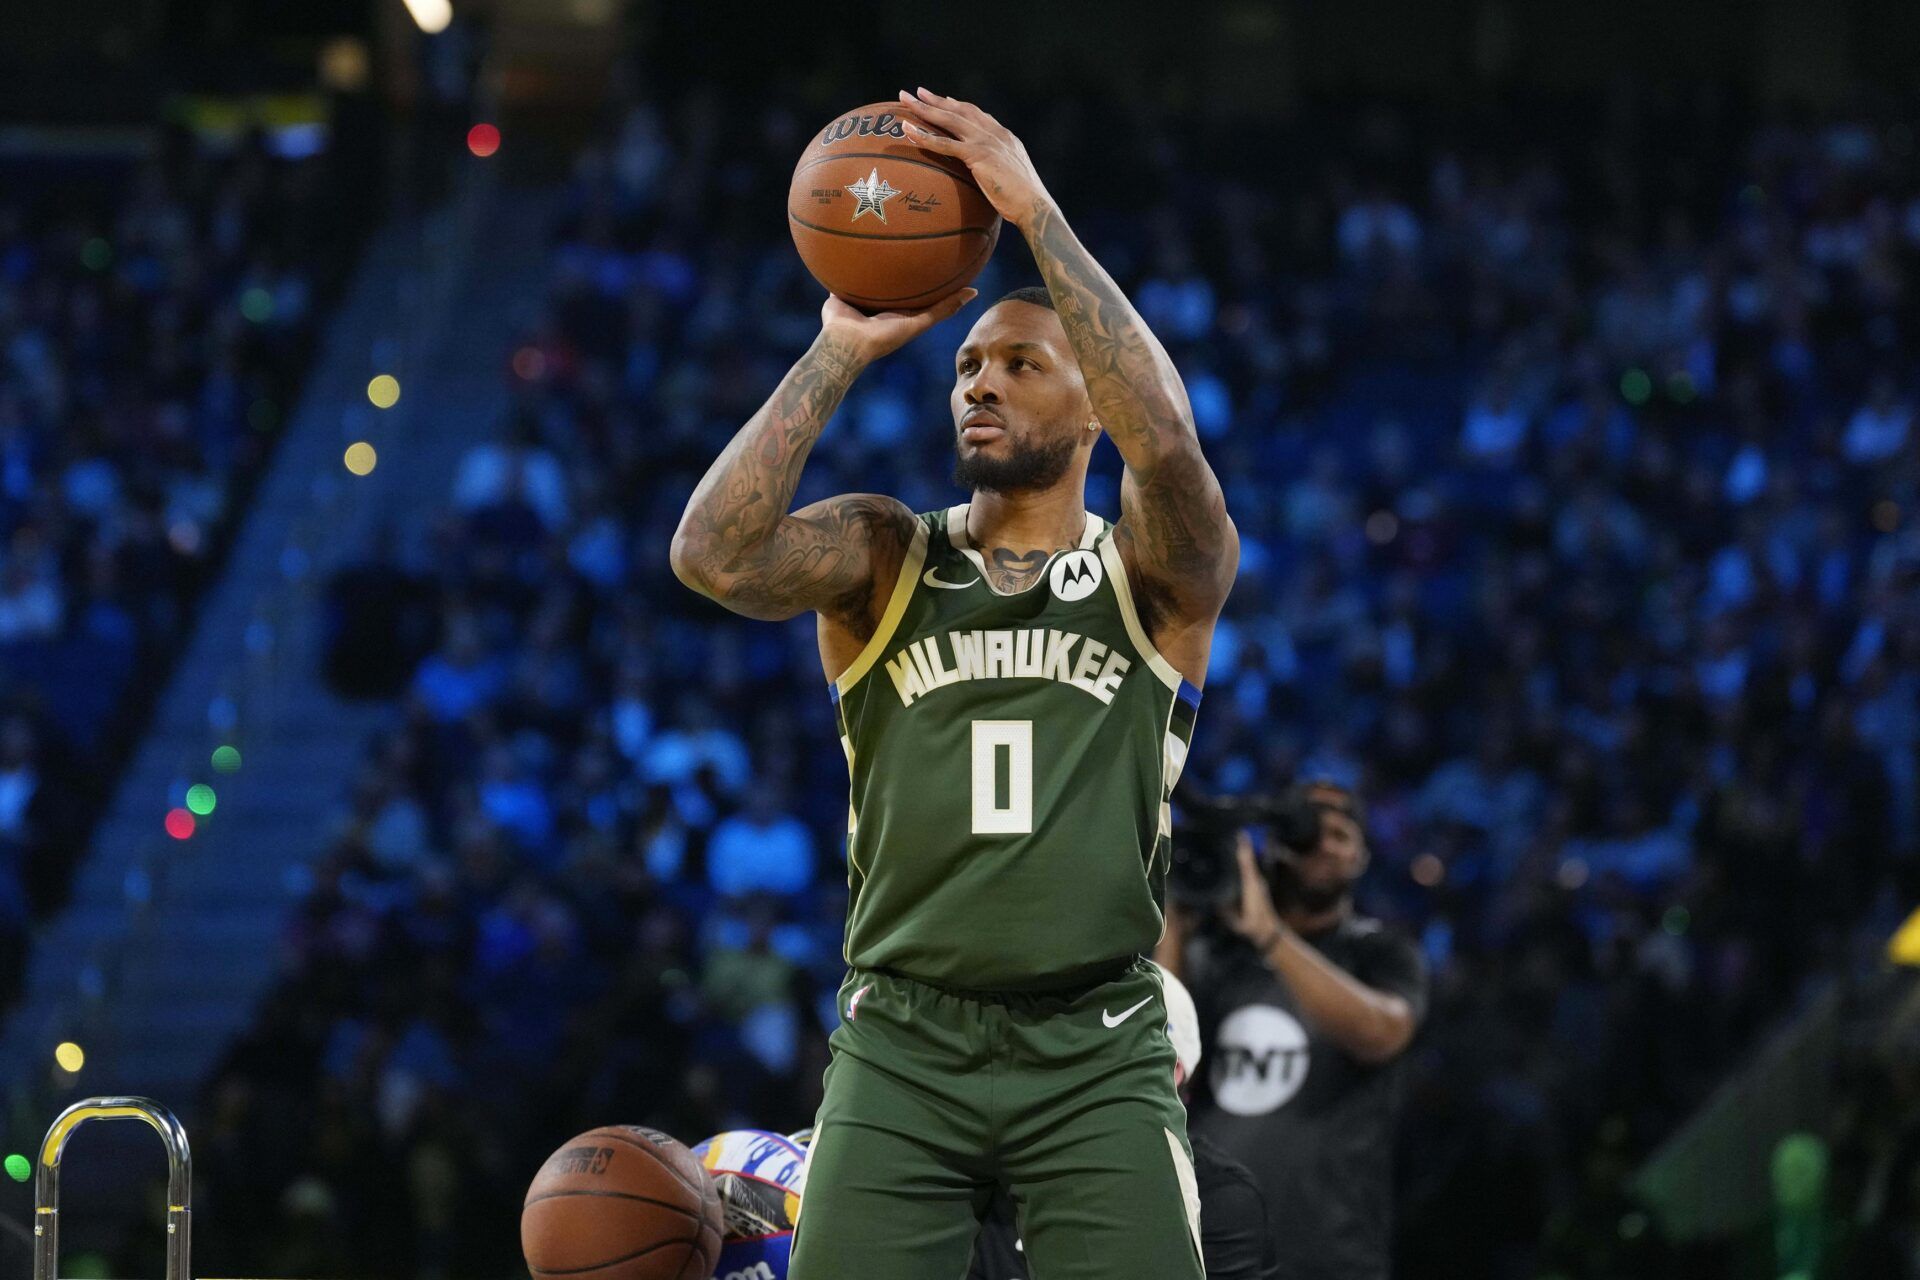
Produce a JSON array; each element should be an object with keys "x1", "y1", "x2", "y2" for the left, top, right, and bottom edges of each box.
[
  {"x1": 951, "y1": 427, "x2": 1078, "y2": 493},
  {"x1": 1266, "y1": 861, "x2": 1352, "y2": 916}
]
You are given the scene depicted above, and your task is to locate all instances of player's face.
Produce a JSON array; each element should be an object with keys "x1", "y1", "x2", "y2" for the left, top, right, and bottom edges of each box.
[{"x1": 949, "y1": 302, "x2": 1092, "y2": 493}]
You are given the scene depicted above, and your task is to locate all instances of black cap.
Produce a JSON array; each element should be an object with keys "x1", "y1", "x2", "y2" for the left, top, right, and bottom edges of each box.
[{"x1": 1291, "y1": 779, "x2": 1367, "y2": 836}]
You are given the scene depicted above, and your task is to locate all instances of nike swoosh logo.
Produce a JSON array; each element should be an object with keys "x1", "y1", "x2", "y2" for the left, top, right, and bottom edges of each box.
[
  {"x1": 1102, "y1": 996, "x2": 1154, "y2": 1028},
  {"x1": 922, "y1": 567, "x2": 979, "y2": 590}
]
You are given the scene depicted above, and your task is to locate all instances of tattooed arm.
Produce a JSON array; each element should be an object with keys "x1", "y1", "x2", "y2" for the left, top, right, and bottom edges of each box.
[
  {"x1": 670, "y1": 290, "x2": 973, "y2": 621},
  {"x1": 1028, "y1": 202, "x2": 1237, "y2": 620},
  {"x1": 901, "y1": 90, "x2": 1237, "y2": 626}
]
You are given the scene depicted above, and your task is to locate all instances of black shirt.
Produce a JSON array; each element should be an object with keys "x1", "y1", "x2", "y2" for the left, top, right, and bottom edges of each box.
[
  {"x1": 1187, "y1": 915, "x2": 1429, "y2": 1280},
  {"x1": 967, "y1": 1133, "x2": 1278, "y2": 1280}
]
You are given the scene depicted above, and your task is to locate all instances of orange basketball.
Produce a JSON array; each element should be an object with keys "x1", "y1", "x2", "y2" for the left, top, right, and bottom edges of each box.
[
  {"x1": 521, "y1": 1126, "x2": 724, "y2": 1280},
  {"x1": 788, "y1": 101, "x2": 1001, "y2": 311}
]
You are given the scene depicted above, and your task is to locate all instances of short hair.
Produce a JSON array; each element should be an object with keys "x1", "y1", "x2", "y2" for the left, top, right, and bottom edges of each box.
[{"x1": 995, "y1": 285, "x2": 1055, "y2": 311}]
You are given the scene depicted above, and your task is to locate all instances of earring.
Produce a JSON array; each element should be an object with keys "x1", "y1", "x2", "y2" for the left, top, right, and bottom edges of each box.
[{"x1": 1086, "y1": 421, "x2": 1099, "y2": 432}]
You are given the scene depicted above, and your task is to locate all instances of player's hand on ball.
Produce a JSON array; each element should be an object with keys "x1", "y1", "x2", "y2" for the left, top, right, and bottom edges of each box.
[
  {"x1": 899, "y1": 88, "x2": 1054, "y2": 227},
  {"x1": 1219, "y1": 833, "x2": 1285, "y2": 949},
  {"x1": 820, "y1": 288, "x2": 977, "y2": 362}
]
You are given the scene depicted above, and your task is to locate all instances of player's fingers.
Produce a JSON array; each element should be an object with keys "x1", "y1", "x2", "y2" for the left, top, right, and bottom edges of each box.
[
  {"x1": 875, "y1": 288, "x2": 974, "y2": 327},
  {"x1": 897, "y1": 110, "x2": 958, "y2": 141},
  {"x1": 912, "y1": 288, "x2": 977, "y2": 325},
  {"x1": 901, "y1": 120, "x2": 962, "y2": 155},
  {"x1": 933, "y1": 287, "x2": 979, "y2": 319},
  {"x1": 957, "y1": 100, "x2": 1005, "y2": 136},
  {"x1": 917, "y1": 87, "x2": 987, "y2": 124},
  {"x1": 903, "y1": 89, "x2": 969, "y2": 132},
  {"x1": 892, "y1": 93, "x2": 941, "y2": 122}
]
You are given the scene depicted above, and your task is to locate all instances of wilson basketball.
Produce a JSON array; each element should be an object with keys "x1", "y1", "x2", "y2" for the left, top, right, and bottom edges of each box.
[
  {"x1": 789, "y1": 101, "x2": 1001, "y2": 311},
  {"x1": 522, "y1": 1126, "x2": 725, "y2": 1280}
]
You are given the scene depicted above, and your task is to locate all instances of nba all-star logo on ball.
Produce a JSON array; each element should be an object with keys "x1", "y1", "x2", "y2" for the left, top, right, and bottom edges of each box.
[
  {"x1": 847, "y1": 169, "x2": 901, "y2": 222},
  {"x1": 786, "y1": 99, "x2": 1002, "y2": 310}
]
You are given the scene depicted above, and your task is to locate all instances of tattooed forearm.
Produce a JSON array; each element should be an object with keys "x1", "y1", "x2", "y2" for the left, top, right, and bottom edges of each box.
[
  {"x1": 1024, "y1": 201, "x2": 1236, "y2": 611},
  {"x1": 1026, "y1": 201, "x2": 1195, "y2": 465},
  {"x1": 675, "y1": 330, "x2": 863, "y2": 573},
  {"x1": 670, "y1": 334, "x2": 911, "y2": 620}
]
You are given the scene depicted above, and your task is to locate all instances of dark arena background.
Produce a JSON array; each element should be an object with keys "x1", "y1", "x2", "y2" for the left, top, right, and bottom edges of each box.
[{"x1": 4, "y1": 1, "x2": 1920, "y2": 1278}]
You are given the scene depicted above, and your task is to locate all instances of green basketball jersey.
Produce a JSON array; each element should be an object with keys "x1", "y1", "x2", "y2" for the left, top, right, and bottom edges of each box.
[{"x1": 828, "y1": 502, "x2": 1203, "y2": 991}]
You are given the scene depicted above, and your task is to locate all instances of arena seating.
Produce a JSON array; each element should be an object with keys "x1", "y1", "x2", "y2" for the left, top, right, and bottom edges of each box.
[{"x1": 0, "y1": 126, "x2": 364, "y2": 1007}]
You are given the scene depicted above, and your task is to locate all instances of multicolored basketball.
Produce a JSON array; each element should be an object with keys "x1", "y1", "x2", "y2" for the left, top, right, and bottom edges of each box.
[
  {"x1": 521, "y1": 1126, "x2": 725, "y2": 1280},
  {"x1": 694, "y1": 1129, "x2": 809, "y2": 1280},
  {"x1": 788, "y1": 102, "x2": 1001, "y2": 311}
]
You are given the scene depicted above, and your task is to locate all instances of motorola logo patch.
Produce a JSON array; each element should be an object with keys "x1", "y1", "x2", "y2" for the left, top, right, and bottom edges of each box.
[{"x1": 1050, "y1": 550, "x2": 1103, "y2": 601}]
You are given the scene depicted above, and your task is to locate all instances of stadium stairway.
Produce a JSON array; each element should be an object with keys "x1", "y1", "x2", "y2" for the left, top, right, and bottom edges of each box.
[{"x1": 1, "y1": 181, "x2": 557, "y2": 1113}]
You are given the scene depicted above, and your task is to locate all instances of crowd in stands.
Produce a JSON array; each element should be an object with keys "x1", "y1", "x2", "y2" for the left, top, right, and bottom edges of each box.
[
  {"x1": 173, "y1": 76, "x2": 1920, "y2": 1280},
  {"x1": 0, "y1": 126, "x2": 364, "y2": 1008}
]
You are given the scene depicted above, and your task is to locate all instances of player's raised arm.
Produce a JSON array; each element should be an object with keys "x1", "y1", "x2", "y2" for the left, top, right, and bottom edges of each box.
[
  {"x1": 901, "y1": 88, "x2": 1238, "y2": 625},
  {"x1": 670, "y1": 289, "x2": 973, "y2": 620}
]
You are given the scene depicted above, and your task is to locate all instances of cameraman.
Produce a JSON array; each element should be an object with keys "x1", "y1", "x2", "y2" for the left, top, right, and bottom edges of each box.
[{"x1": 1156, "y1": 782, "x2": 1428, "y2": 1280}]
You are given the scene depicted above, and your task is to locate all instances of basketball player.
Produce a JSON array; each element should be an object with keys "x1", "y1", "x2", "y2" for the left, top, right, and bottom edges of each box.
[{"x1": 670, "y1": 88, "x2": 1237, "y2": 1280}]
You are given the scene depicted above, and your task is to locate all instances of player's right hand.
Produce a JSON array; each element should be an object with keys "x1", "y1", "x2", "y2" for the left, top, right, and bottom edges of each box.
[{"x1": 821, "y1": 288, "x2": 976, "y2": 363}]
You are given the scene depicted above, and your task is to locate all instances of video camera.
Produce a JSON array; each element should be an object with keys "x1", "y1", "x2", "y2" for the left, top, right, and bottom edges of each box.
[{"x1": 1166, "y1": 782, "x2": 1325, "y2": 909}]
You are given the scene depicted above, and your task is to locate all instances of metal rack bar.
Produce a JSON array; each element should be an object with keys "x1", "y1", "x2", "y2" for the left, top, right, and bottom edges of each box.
[{"x1": 34, "y1": 1096, "x2": 192, "y2": 1280}]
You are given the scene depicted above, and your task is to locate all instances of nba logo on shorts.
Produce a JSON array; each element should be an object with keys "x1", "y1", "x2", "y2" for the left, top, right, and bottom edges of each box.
[
  {"x1": 847, "y1": 983, "x2": 874, "y2": 1020},
  {"x1": 1050, "y1": 550, "x2": 1103, "y2": 601}
]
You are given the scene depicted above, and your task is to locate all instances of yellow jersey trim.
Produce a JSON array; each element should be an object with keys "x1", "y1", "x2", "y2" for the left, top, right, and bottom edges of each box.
[
  {"x1": 833, "y1": 518, "x2": 930, "y2": 696},
  {"x1": 1100, "y1": 535, "x2": 1183, "y2": 692}
]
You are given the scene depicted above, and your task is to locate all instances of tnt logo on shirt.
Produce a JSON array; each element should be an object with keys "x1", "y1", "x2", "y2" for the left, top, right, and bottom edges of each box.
[{"x1": 1211, "y1": 1004, "x2": 1310, "y2": 1115}]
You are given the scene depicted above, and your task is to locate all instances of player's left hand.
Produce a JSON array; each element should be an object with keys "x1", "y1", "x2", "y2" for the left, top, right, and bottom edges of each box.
[
  {"x1": 1219, "y1": 833, "x2": 1286, "y2": 951},
  {"x1": 898, "y1": 88, "x2": 1054, "y2": 227}
]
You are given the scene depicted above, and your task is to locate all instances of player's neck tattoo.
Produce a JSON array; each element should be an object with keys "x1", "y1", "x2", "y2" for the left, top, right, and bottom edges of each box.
[{"x1": 986, "y1": 546, "x2": 1049, "y2": 592}]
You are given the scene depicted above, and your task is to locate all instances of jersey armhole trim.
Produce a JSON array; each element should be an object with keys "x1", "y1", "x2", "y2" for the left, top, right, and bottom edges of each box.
[
  {"x1": 832, "y1": 517, "x2": 930, "y2": 696},
  {"x1": 1099, "y1": 535, "x2": 1183, "y2": 692}
]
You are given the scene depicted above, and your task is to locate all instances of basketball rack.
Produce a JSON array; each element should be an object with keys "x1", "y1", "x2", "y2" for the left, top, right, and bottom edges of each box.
[{"x1": 33, "y1": 1096, "x2": 192, "y2": 1280}]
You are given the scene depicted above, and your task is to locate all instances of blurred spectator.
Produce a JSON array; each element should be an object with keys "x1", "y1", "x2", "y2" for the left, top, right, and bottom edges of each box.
[
  {"x1": 1845, "y1": 373, "x2": 1914, "y2": 467},
  {"x1": 410, "y1": 611, "x2": 508, "y2": 724},
  {"x1": 706, "y1": 785, "x2": 814, "y2": 902},
  {"x1": 453, "y1": 407, "x2": 571, "y2": 533}
]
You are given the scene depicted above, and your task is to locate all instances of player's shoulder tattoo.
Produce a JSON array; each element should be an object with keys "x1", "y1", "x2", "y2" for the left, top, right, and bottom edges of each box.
[{"x1": 813, "y1": 493, "x2": 918, "y2": 634}]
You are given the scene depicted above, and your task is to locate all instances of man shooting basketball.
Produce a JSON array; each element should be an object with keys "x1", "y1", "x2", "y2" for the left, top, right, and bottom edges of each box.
[{"x1": 671, "y1": 88, "x2": 1238, "y2": 1280}]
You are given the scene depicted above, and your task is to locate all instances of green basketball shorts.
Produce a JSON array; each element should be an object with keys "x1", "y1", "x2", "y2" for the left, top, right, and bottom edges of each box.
[{"x1": 789, "y1": 957, "x2": 1205, "y2": 1280}]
